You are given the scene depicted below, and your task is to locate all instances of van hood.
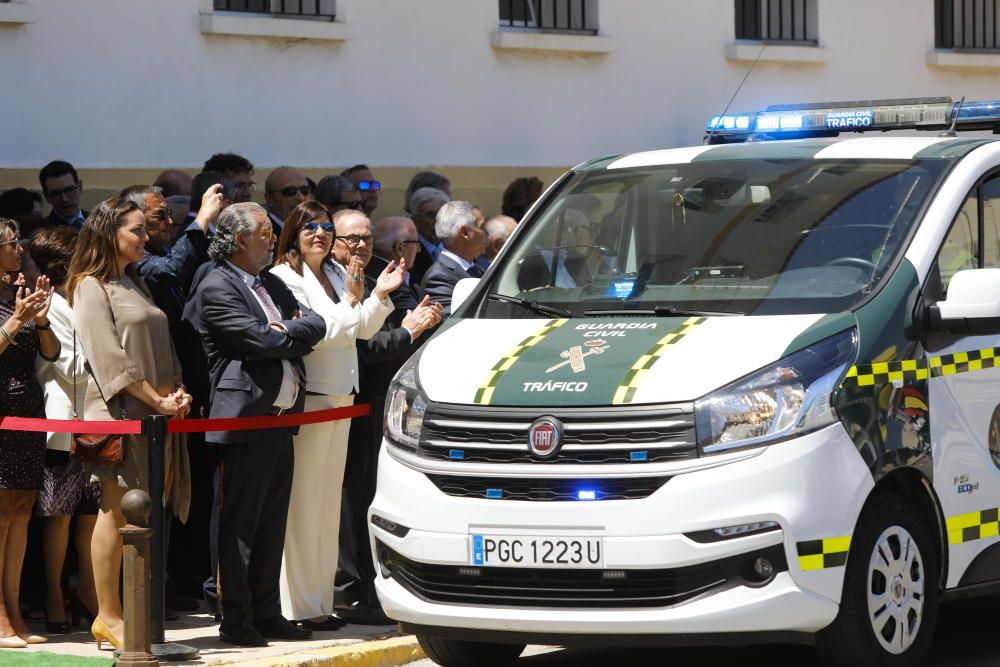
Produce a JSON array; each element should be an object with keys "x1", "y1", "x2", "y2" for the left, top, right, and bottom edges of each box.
[{"x1": 418, "y1": 314, "x2": 841, "y2": 406}]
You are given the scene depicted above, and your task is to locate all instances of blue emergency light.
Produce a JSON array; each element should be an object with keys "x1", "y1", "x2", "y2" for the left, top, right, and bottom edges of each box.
[{"x1": 705, "y1": 97, "x2": 1000, "y2": 144}]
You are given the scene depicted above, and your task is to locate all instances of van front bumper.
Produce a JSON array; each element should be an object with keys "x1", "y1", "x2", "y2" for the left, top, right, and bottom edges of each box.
[{"x1": 369, "y1": 423, "x2": 873, "y2": 637}]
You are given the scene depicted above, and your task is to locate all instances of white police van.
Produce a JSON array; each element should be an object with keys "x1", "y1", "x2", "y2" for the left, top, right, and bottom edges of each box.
[{"x1": 369, "y1": 98, "x2": 1000, "y2": 666}]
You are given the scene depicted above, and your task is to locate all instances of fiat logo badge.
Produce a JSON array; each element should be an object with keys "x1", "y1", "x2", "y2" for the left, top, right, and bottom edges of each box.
[{"x1": 528, "y1": 417, "x2": 562, "y2": 459}]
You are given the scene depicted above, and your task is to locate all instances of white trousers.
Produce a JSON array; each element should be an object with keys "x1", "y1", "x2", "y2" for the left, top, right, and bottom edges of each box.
[{"x1": 279, "y1": 393, "x2": 353, "y2": 620}]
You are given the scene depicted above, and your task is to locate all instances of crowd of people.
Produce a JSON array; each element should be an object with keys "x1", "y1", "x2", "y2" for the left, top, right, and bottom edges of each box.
[{"x1": 0, "y1": 155, "x2": 541, "y2": 649}]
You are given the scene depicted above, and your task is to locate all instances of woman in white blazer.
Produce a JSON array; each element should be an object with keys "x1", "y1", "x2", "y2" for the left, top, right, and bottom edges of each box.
[
  {"x1": 29, "y1": 227, "x2": 100, "y2": 633},
  {"x1": 269, "y1": 201, "x2": 404, "y2": 630}
]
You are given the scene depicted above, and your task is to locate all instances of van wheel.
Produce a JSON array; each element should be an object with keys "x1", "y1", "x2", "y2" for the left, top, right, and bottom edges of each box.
[
  {"x1": 417, "y1": 635, "x2": 525, "y2": 667},
  {"x1": 816, "y1": 492, "x2": 939, "y2": 666}
]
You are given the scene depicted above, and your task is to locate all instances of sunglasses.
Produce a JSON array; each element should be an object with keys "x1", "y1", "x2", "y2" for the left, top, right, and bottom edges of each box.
[
  {"x1": 271, "y1": 185, "x2": 311, "y2": 197},
  {"x1": 302, "y1": 221, "x2": 334, "y2": 234},
  {"x1": 357, "y1": 180, "x2": 381, "y2": 192}
]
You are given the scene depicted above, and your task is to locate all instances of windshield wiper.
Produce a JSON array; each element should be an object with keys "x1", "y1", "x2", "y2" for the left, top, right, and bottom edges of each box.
[
  {"x1": 583, "y1": 305, "x2": 740, "y2": 317},
  {"x1": 487, "y1": 293, "x2": 573, "y2": 318}
]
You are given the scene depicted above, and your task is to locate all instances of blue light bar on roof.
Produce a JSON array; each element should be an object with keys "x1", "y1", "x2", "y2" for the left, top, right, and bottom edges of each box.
[{"x1": 705, "y1": 97, "x2": 1000, "y2": 142}]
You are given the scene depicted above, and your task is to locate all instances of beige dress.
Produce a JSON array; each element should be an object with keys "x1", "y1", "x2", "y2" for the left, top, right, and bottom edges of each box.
[{"x1": 72, "y1": 273, "x2": 191, "y2": 521}]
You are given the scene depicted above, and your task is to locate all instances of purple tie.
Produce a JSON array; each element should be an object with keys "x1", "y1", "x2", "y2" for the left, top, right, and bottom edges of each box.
[{"x1": 251, "y1": 277, "x2": 282, "y2": 322}]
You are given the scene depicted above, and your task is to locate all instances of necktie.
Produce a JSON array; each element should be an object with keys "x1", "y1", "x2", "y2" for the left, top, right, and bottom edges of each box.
[
  {"x1": 467, "y1": 264, "x2": 484, "y2": 278},
  {"x1": 251, "y1": 277, "x2": 282, "y2": 322}
]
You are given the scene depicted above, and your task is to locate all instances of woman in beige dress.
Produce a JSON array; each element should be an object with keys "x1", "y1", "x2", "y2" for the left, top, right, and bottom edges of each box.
[{"x1": 65, "y1": 199, "x2": 192, "y2": 650}]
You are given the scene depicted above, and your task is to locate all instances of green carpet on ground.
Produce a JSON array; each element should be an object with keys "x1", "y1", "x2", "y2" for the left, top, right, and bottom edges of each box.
[{"x1": 0, "y1": 652, "x2": 113, "y2": 666}]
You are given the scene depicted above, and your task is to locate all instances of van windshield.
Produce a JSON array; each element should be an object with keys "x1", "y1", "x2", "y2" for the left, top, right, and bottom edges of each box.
[{"x1": 481, "y1": 158, "x2": 951, "y2": 317}]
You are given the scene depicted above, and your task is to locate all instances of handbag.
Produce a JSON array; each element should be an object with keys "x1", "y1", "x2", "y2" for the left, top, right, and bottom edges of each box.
[{"x1": 71, "y1": 281, "x2": 126, "y2": 464}]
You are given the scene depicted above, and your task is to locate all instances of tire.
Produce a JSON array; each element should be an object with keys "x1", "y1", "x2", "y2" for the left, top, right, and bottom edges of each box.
[
  {"x1": 816, "y1": 492, "x2": 939, "y2": 667},
  {"x1": 417, "y1": 635, "x2": 525, "y2": 667}
]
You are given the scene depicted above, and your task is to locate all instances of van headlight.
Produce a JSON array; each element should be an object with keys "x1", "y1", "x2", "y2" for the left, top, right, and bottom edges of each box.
[
  {"x1": 694, "y1": 328, "x2": 857, "y2": 454},
  {"x1": 385, "y1": 358, "x2": 427, "y2": 450}
]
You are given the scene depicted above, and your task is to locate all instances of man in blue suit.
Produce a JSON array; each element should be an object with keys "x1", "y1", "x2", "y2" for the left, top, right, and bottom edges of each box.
[
  {"x1": 418, "y1": 200, "x2": 488, "y2": 318},
  {"x1": 195, "y1": 203, "x2": 326, "y2": 647}
]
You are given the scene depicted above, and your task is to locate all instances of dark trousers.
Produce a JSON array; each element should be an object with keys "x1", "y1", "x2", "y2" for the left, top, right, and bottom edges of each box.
[
  {"x1": 335, "y1": 399, "x2": 384, "y2": 608},
  {"x1": 168, "y1": 431, "x2": 216, "y2": 598},
  {"x1": 217, "y1": 430, "x2": 293, "y2": 624}
]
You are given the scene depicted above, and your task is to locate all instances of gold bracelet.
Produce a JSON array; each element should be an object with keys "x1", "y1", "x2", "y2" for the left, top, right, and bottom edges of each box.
[{"x1": 0, "y1": 327, "x2": 17, "y2": 346}]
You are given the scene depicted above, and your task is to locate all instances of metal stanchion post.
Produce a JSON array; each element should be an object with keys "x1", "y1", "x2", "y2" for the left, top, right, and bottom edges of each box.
[
  {"x1": 144, "y1": 415, "x2": 199, "y2": 661},
  {"x1": 117, "y1": 489, "x2": 158, "y2": 667}
]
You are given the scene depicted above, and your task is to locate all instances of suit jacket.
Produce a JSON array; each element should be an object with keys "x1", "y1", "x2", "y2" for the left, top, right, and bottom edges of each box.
[
  {"x1": 136, "y1": 222, "x2": 211, "y2": 345},
  {"x1": 195, "y1": 261, "x2": 326, "y2": 444},
  {"x1": 409, "y1": 235, "x2": 438, "y2": 287},
  {"x1": 366, "y1": 255, "x2": 420, "y2": 328},
  {"x1": 45, "y1": 209, "x2": 87, "y2": 228},
  {"x1": 356, "y1": 275, "x2": 421, "y2": 403},
  {"x1": 419, "y1": 252, "x2": 474, "y2": 318}
]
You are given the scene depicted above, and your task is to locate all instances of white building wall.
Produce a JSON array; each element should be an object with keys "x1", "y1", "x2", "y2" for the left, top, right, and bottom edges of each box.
[{"x1": 0, "y1": 0, "x2": 998, "y2": 173}]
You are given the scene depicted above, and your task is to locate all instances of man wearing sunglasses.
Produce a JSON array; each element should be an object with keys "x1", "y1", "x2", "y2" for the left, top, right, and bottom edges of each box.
[
  {"x1": 39, "y1": 160, "x2": 87, "y2": 228},
  {"x1": 315, "y1": 175, "x2": 363, "y2": 214},
  {"x1": 341, "y1": 164, "x2": 380, "y2": 217},
  {"x1": 264, "y1": 166, "x2": 311, "y2": 236}
]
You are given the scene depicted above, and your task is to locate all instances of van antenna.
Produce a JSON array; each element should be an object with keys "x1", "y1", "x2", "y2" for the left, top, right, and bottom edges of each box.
[
  {"x1": 939, "y1": 97, "x2": 965, "y2": 137},
  {"x1": 705, "y1": 44, "x2": 766, "y2": 145}
]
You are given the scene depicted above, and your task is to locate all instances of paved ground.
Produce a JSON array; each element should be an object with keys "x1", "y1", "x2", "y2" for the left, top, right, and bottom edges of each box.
[{"x1": 10, "y1": 607, "x2": 405, "y2": 665}]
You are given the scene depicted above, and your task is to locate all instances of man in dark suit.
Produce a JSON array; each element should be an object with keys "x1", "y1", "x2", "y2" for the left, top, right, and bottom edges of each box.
[
  {"x1": 330, "y1": 210, "x2": 442, "y2": 623},
  {"x1": 419, "y1": 200, "x2": 488, "y2": 318},
  {"x1": 195, "y1": 203, "x2": 326, "y2": 647},
  {"x1": 367, "y1": 216, "x2": 422, "y2": 324},
  {"x1": 38, "y1": 160, "x2": 87, "y2": 228},
  {"x1": 406, "y1": 186, "x2": 449, "y2": 286}
]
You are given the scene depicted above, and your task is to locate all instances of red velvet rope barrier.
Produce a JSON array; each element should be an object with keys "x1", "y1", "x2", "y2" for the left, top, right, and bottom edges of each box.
[{"x1": 0, "y1": 403, "x2": 370, "y2": 435}]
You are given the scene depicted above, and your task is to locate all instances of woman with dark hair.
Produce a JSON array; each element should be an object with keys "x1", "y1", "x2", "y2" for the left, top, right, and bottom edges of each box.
[
  {"x1": 66, "y1": 199, "x2": 192, "y2": 650},
  {"x1": 30, "y1": 226, "x2": 100, "y2": 633},
  {"x1": 0, "y1": 217, "x2": 60, "y2": 647},
  {"x1": 502, "y1": 176, "x2": 544, "y2": 222},
  {"x1": 269, "y1": 201, "x2": 402, "y2": 629}
]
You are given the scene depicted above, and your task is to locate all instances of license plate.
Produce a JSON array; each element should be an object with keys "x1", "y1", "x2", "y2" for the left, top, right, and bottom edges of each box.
[{"x1": 470, "y1": 534, "x2": 604, "y2": 568}]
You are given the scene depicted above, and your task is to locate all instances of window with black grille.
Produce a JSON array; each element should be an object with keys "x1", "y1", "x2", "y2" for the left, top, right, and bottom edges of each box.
[
  {"x1": 936, "y1": 0, "x2": 1000, "y2": 50},
  {"x1": 213, "y1": 0, "x2": 335, "y2": 20},
  {"x1": 734, "y1": 0, "x2": 817, "y2": 44},
  {"x1": 499, "y1": 0, "x2": 598, "y2": 35}
]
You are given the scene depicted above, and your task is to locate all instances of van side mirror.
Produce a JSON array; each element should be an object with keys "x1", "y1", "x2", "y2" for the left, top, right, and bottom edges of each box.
[
  {"x1": 451, "y1": 277, "x2": 480, "y2": 313},
  {"x1": 930, "y1": 268, "x2": 1000, "y2": 335}
]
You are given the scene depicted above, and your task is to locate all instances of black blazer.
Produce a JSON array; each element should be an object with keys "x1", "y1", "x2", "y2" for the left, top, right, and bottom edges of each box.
[
  {"x1": 45, "y1": 209, "x2": 87, "y2": 228},
  {"x1": 356, "y1": 274, "x2": 421, "y2": 403},
  {"x1": 409, "y1": 235, "x2": 436, "y2": 287},
  {"x1": 195, "y1": 262, "x2": 326, "y2": 444},
  {"x1": 419, "y1": 253, "x2": 473, "y2": 318}
]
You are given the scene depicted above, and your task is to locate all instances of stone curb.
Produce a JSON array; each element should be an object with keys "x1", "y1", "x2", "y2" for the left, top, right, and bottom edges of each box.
[{"x1": 214, "y1": 635, "x2": 425, "y2": 667}]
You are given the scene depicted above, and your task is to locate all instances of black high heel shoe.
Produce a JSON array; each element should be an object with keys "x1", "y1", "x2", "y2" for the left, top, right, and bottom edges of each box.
[
  {"x1": 45, "y1": 616, "x2": 72, "y2": 634},
  {"x1": 70, "y1": 598, "x2": 96, "y2": 628}
]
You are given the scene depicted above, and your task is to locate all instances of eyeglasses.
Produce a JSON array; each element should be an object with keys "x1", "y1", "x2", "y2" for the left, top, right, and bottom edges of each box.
[
  {"x1": 303, "y1": 221, "x2": 334, "y2": 234},
  {"x1": 338, "y1": 234, "x2": 374, "y2": 246},
  {"x1": 234, "y1": 180, "x2": 257, "y2": 193},
  {"x1": 357, "y1": 180, "x2": 381, "y2": 192},
  {"x1": 0, "y1": 238, "x2": 19, "y2": 247},
  {"x1": 398, "y1": 239, "x2": 421, "y2": 245},
  {"x1": 270, "y1": 185, "x2": 311, "y2": 197},
  {"x1": 45, "y1": 183, "x2": 80, "y2": 199}
]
